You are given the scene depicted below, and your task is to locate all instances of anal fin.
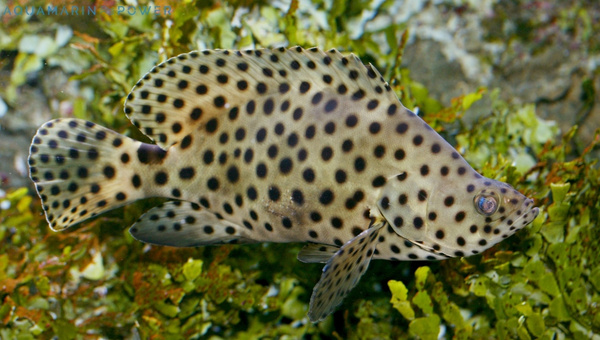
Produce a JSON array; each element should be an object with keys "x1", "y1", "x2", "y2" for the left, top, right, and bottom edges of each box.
[
  {"x1": 130, "y1": 201, "x2": 256, "y2": 247},
  {"x1": 307, "y1": 221, "x2": 385, "y2": 322},
  {"x1": 297, "y1": 244, "x2": 340, "y2": 264}
]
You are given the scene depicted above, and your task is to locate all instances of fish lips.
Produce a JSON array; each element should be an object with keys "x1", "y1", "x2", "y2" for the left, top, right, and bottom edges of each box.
[{"x1": 511, "y1": 198, "x2": 539, "y2": 231}]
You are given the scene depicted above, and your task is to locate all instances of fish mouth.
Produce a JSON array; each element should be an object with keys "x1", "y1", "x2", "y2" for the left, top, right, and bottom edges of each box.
[{"x1": 511, "y1": 198, "x2": 539, "y2": 230}]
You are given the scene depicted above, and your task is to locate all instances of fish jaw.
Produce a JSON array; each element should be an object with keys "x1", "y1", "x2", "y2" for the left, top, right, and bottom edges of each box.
[
  {"x1": 501, "y1": 196, "x2": 539, "y2": 237},
  {"x1": 378, "y1": 169, "x2": 539, "y2": 259},
  {"x1": 452, "y1": 178, "x2": 540, "y2": 254}
]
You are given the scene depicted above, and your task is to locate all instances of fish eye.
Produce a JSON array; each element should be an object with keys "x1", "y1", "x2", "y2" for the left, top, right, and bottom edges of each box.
[{"x1": 474, "y1": 193, "x2": 499, "y2": 216}]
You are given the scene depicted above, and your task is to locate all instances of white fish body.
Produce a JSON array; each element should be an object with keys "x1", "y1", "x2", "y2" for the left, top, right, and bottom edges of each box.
[{"x1": 28, "y1": 47, "x2": 539, "y2": 321}]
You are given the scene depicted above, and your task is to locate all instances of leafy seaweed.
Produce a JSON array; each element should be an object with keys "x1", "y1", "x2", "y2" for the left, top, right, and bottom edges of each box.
[{"x1": 1, "y1": 0, "x2": 599, "y2": 338}]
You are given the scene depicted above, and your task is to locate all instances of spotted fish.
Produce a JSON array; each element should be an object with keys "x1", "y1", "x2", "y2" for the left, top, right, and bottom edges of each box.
[{"x1": 28, "y1": 46, "x2": 539, "y2": 322}]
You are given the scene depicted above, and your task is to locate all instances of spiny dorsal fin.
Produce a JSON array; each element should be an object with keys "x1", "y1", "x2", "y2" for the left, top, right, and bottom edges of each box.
[
  {"x1": 124, "y1": 46, "x2": 396, "y2": 149},
  {"x1": 28, "y1": 119, "x2": 146, "y2": 231},
  {"x1": 129, "y1": 201, "x2": 257, "y2": 247},
  {"x1": 308, "y1": 220, "x2": 385, "y2": 322}
]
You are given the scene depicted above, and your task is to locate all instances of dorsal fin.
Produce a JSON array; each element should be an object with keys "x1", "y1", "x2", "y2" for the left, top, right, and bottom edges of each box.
[{"x1": 124, "y1": 46, "x2": 396, "y2": 149}]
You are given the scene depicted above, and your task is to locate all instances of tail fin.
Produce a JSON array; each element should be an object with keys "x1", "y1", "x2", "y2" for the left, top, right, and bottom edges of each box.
[{"x1": 28, "y1": 118, "x2": 150, "y2": 231}]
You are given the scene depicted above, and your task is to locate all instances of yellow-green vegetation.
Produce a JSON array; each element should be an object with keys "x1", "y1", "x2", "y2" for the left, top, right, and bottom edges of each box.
[{"x1": 1, "y1": 0, "x2": 599, "y2": 338}]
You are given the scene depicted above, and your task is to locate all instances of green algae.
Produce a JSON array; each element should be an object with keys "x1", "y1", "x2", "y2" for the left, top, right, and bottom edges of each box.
[{"x1": 1, "y1": 0, "x2": 599, "y2": 338}]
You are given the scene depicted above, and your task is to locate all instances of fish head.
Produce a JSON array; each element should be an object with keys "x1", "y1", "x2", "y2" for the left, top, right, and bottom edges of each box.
[
  {"x1": 378, "y1": 173, "x2": 539, "y2": 258},
  {"x1": 429, "y1": 177, "x2": 539, "y2": 256}
]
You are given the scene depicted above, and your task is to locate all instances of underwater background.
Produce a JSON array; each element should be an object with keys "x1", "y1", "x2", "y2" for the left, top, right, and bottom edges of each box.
[{"x1": 0, "y1": 0, "x2": 599, "y2": 339}]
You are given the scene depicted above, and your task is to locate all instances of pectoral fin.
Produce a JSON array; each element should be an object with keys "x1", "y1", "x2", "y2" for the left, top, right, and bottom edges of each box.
[
  {"x1": 297, "y1": 244, "x2": 340, "y2": 263},
  {"x1": 307, "y1": 221, "x2": 385, "y2": 322}
]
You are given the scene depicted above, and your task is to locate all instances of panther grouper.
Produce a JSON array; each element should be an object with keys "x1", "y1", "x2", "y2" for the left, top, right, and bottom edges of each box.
[{"x1": 28, "y1": 46, "x2": 539, "y2": 322}]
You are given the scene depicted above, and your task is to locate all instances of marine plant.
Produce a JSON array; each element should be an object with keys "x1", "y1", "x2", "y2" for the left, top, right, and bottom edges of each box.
[{"x1": 0, "y1": 0, "x2": 598, "y2": 338}]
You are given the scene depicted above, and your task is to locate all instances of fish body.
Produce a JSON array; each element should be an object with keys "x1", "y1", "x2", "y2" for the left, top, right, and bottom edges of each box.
[{"x1": 28, "y1": 47, "x2": 539, "y2": 321}]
